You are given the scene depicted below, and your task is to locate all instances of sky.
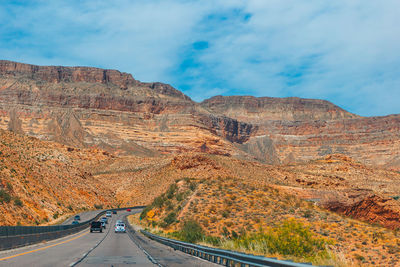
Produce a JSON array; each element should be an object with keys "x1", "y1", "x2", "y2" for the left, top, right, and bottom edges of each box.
[{"x1": 1, "y1": 0, "x2": 399, "y2": 117}]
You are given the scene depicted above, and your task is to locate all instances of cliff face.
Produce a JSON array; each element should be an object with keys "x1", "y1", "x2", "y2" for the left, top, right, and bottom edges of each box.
[
  {"x1": 1, "y1": 60, "x2": 400, "y2": 170},
  {"x1": 0, "y1": 60, "x2": 253, "y2": 156},
  {"x1": 201, "y1": 95, "x2": 358, "y2": 122},
  {"x1": 202, "y1": 95, "x2": 400, "y2": 170}
]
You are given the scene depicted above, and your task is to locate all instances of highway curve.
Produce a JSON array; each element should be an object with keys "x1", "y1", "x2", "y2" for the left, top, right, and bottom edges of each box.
[{"x1": 0, "y1": 209, "x2": 218, "y2": 267}]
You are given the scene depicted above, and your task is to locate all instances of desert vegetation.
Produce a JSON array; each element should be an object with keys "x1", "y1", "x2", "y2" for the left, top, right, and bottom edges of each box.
[{"x1": 134, "y1": 171, "x2": 400, "y2": 266}]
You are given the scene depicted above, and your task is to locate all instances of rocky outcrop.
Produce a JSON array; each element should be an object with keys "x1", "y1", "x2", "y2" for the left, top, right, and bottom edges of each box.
[
  {"x1": 201, "y1": 95, "x2": 358, "y2": 122},
  {"x1": 0, "y1": 60, "x2": 136, "y2": 89},
  {"x1": 325, "y1": 195, "x2": 400, "y2": 230}
]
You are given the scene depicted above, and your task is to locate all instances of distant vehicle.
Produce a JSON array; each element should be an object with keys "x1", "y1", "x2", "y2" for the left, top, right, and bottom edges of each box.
[
  {"x1": 112, "y1": 210, "x2": 117, "y2": 214},
  {"x1": 106, "y1": 211, "x2": 112, "y2": 217},
  {"x1": 90, "y1": 221, "x2": 102, "y2": 233},
  {"x1": 115, "y1": 223, "x2": 126, "y2": 233},
  {"x1": 126, "y1": 208, "x2": 131, "y2": 212},
  {"x1": 100, "y1": 217, "x2": 108, "y2": 224},
  {"x1": 101, "y1": 221, "x2": 106, "y2": 229},
  {"x1": 74, "y1": 215, "x2": 81, "y2": 221},
  {"x1": 116, "y1": 220, "x2": 123, "y2": 224},
  {"x1": 71, "y1": 220, "x2": 79, "y2": 225}
]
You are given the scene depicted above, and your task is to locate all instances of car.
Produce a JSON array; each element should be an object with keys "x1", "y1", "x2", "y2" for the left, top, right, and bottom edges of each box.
[
  {"x1": 100, "y1": 217, "x2": 108, "y2": 224},
  {"x1": 116, "y1": 220, "x2": 123, "y2": 224},
  {"x1": 112, "y1": 210, "x2": 117, "y2": 214},
  {"x1": 74, "y1": 215, "x2": 81, "y2": 221},
  {"x1": 101, "y1": 221, "x2": 106, "y2": 229},
  {"x1": 114, "y1": 223, "x2": 126, "y2": 233},
  {"x1": 106, "y1": 211, "x2": 112, "y2": 217},
  {"x1": 90, "y1": 221, "x2": 102, "y2": 233},
  {"x1": 126, "y1": 208, "x2": 131, "y2": 212},
  {"x1": 71, "y1": 220, "x2": 79, "y2": 225}
]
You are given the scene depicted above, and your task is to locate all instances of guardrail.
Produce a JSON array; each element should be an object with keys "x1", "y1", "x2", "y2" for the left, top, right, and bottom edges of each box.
[
  {"x1": 140, "y1": 230, "x2": 315, "y2": 267},
  {"x1": 0, "y1": 206, "x2": 145, "y2": 251}
]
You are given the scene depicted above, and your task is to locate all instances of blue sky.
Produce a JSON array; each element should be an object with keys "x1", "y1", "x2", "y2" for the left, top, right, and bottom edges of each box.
[{"x1": 1, "y1": 0, "x2": 399, "y2": 117}]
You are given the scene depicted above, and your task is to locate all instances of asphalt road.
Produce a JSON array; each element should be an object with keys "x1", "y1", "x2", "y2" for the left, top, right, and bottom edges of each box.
[
  {"x1": 0, "y1": 210, "x2": 218, "y2": 267},
  {"x1": 62, "y1": 210, "x2": 105, "y2": 225}
]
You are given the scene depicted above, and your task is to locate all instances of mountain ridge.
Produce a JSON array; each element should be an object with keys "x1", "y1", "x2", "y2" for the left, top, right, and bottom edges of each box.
[{"x1": 1, "y1": 60, "x2": 400, "y2": 169}]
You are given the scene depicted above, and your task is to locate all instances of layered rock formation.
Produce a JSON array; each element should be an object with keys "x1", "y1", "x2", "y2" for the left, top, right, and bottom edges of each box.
[
  {"x1": 0, "y1": 60, "x2": 253, "y2": 156},
  {"x1": 1, "y1": 60, "x2": 400, "y2": 170},
  {"x1": 202, "y1": 95, "x2": 400, "y2": 169}
]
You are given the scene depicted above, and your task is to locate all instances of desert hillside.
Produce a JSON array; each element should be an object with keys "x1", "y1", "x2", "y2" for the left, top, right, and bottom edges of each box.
[
  {"x1": 0, "y1": 129, "x2": 116, "y2": 225},
  {"x1": 133, "y1": 154, "x2": 400, "y2": 266}
]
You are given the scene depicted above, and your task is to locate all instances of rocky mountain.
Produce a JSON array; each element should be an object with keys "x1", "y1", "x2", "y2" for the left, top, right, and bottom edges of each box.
[
  {"x1": 0, "y1": 60, "x2": 253, "y2": 157},
  {"x1": 202, "y1": 95, "x2": 400, "y2": 169},
  {"x1": 1, "y1": 60, "x2": 400, "y2": 170}
]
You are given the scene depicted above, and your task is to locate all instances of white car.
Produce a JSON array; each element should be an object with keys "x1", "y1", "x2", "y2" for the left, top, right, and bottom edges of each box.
[
  {"x1": 106, "y1": 211, "x2": 112, "y2": 217},
  {"x1": 115, "y1": 223, "x2": 126, "y2": 233}
]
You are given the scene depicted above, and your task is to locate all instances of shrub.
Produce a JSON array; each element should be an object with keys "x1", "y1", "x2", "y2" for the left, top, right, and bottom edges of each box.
[
  {"x1": 94, "y1": 204, "x2": 103, "y2": 209},
  {"x1": 163, "y1": 212, "x2": 177, "y2": 226},
  {"x1": 176, "y1": 192, "x2": 185, "y2": 202},
  {"x1": 6, "y1": 182, "x2": 13, "y2": 191},
  {"x1": 204, "y1": 235, "x2": 221, "y2": 246},
  {"x1": 232, "y1": 219, "x2": 330, "y2": 259},
  {"x1": 53, "y1": 212, "x2": 59, "y2": 219},
  {"x1": 14, "y1": 197, "x2": 23, "y2": 207},
  {"x1": 165, "y1": 200, "x2": 174, "y2": 211},
  {"x1": 180, "y1": 220, "x2": 204, "y2": 243},
  {"x1": 140, "y1": 206, "x2": 152, "y2": 220},
  {"x1": 189, "y1": 182, "x2": 197, "y2": 191},
  {"x1": 153, "y1": 196, "x2": 166, "y2": 208},
  {"x1": 0, "y1": 189, "x2": 11, "y2": 203},
  {"x1": 166, "y1": 184, "x2": 178, "y2": 199}
]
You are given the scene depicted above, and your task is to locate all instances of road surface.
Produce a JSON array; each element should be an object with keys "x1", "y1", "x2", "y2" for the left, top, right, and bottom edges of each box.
[
  {"x1": 62, "y1": 210, "x2": 105, "y2": 225},
  {"x1": 0, "y1": 210, "x2": 217, "y2": 266}
]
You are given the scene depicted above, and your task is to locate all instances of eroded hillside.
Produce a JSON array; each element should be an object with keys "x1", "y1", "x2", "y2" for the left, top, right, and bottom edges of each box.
[
  {"x1": 0, "y1": 130, "x2": 116, "y2": 225},
  {"x1": 125, "y1": 154, "x2": 400, "y2": 266}
]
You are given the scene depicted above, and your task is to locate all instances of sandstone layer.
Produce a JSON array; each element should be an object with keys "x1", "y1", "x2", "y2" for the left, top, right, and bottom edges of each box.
[{"x1": 1, "y1": 60, "x2": 400, "y2": 170}]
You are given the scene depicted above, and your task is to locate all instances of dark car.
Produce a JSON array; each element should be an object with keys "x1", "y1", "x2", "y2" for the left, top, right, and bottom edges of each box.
[
  {"x1": 90, "y1": 221, "x2": 103, "y2": 233},
  {"x1": 100, "y1": 217, "x2": 108, "y2": 224},
  {"x1": 112, "y1": 210, "x2": 117, "y2": 214},
  {"x1": 71, "y1": 220, "x2": 79, "y2": 225},
  {"x1": 74, "y1": 215, "x2": 81, "y2": 221}
]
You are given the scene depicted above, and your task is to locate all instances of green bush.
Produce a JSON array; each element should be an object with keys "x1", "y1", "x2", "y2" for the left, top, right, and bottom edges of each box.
[
  {"x1": 6, "y1": 182, "x2": 13, "y2": 191},
  {"x1": 166, "y1": 184, "x2": 178, "y2": 199},
  {"x1": 231, "y1": 219, "x2": 330, "y2": 259},
  {"x1": 0, "y1": 189, "x2": 11, "y2": 203},
  {"x1": 140, "y1": 206, "x2": 152, "y2": 220},
  {"x1": 94, "y1": 204, "x2": 103, "y2": 209},
  {"x1": 153, "y1": 196, "x2": 166, "y2": 208},
  {"x1": 14, "y1": 197, "x2": 23, "y2": 207},
  {"x1": 176, "y1": 192, "x2": 185, "y2": 202},
  {"x1": 163, "y1": 212, "x2": 177, "y2": 226},
  {"x1": 204, "y1": 235, "x2": 221, "y2": 246},
  {"x1": 180, "y1": 220, "x2": 204, "y2": 243},
  {"x1": 189, "y1": 182, "x2": 197, "y2": 191}
]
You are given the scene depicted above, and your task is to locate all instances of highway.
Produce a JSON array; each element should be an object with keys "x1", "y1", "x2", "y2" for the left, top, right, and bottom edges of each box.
[
  {"x1": 0, "y1": 209, "x2": 218, "y2": 266},
  {"x1": 62, "y1": 210, "x2": 103, "y2": 225}
]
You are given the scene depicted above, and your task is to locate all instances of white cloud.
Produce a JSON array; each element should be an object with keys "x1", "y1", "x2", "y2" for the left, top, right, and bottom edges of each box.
[{"x1": 0, "y1": 0, "x2": 399, "y2": 116}]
